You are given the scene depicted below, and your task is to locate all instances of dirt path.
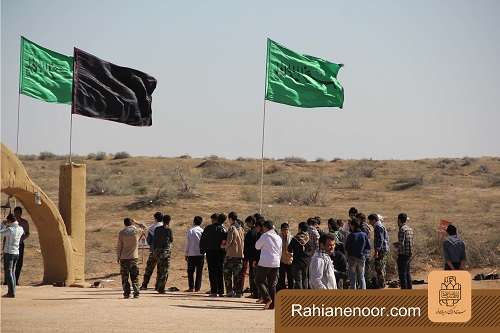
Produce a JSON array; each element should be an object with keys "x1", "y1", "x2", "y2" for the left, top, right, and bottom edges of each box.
[{"x1": 1, "y1": 286, "x2": 274, "y2": 333}]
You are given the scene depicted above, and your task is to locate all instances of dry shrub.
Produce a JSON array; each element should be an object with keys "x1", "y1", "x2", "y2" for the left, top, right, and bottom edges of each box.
[
  {"x1": 39, "y1": 151, "x2": 59, "y2": 160},
  {"x1": 197, "y1": 160, "x2": 246, "y2": 179},
  {"x1": 265, "y1": 164, "x2": 283, "y2": 174},
  {"x1": 390, "y1": 176, "x2": 423, "y2": 191},
  {"x1": 126, "y1": 183, "x2": 176, "y2": 210},
  {"x1": 274, "y1": 184, "x2": 326, "y2": 206},
  {"x1": 240, "y1": 188, "x2": 258, "y2": 202},
  {"x1": 487, "y1": 174, "x2": 500, "y2": 187},
  {"x1": 284, "y1": 156, "x2": 307, "y2": 164},
  {"x1": 113, "y1": 151, "x2": 131, "y2": 159}
]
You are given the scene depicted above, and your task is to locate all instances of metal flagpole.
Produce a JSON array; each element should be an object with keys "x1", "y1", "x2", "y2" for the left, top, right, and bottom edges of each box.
[
  {"x1": 16, "y1": 36, "x2": 23, "y2": 155},
  {"x1": 259, "y1": 100, "x2": 267, "y2": 214},
  {"x1": 69, "y1": 112, "x2": 73, "y2": 164},
  {"x1": 259, "y1": 38, "x2": 270, "y2": 214},
  {"x1": 16, "y1": 92, "x2": 21, "y2": 155}
]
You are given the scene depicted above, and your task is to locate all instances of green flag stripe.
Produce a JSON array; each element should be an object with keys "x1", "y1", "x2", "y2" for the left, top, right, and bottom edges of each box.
[
  {"x1": 19, "y1": 36, "x2": 73, "y2": 104},
  {"x1": 265, "y1": 38, "x2": 344, "y2": 108}
]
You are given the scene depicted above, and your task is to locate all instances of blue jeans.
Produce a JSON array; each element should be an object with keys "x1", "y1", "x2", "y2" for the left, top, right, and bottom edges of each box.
[
  {"x1": 3, "y1": 253, "x2": 19, "y2": 296},
  {"x1": 348, "y1": 256, "x2": 366, "y2": 289}
]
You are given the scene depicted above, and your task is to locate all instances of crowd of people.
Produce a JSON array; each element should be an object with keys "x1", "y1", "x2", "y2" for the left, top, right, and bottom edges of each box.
[{"x1": 114, "y1": 207, "x2": 468, "y2": 309}]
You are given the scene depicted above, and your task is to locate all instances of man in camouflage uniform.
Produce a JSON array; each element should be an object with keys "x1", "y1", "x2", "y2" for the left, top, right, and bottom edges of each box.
[
  {"x1": 222, "y1": 212, "x2": 244, "y2": 297},
  {"x1": 140, "y1": 212, "x2": 163, "y2": 290},
  {"x1": 117, "y1": 218, "x2": 146, "y2": 298},
  {"x1": 368, "y1": 214, "x2": 389, "y2": 289},
  {"x1": 154, "y1": 214, "x2": 174, "y2": 294}
]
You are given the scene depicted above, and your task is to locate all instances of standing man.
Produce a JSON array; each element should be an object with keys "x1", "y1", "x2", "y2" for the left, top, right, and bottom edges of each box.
[
  {"x1": 185, "y1": 216, "x2": 204, "y2": 292},
  {"x1": 306, "y1": 218, "x2": 320, "y2": 252},
  {"x1": 394, "y1": 213, "x2": 414, "y2": 289},
  {"x1": 140, "y1": 212, "x2": 163, "y2": 290},
  {"x1": 200, "y1": 213, "x2": 227, "y2": 297},
  {"x1": 277, "y1": 223, "x2": 293, "y2": 291},
  {"x1": 242, "y1": 215, "x2": 259, "y2": 298},
  {"x1": 1, "y1": 214, "x2": 24, "y2": 298},
  {"x1": 368, "y1": 214, "x2": 389, "y2": 289},
  {"x1": 116, "y1": 218, "x2": 146, "y2": 299},
  {"x1": 222, "y1": 212, "x2": 245, "y2": 297},
  {"x1": 288, "y1": 222, "x2": 314, "y2": 289},
  {"x1": 13, "y1": 207, "x2": 29, "y2": 285},
  {"x1": 443, "y1": 224, "x2": 466, "y2": 270},
  {"x1": 345, "y1": 218, "x2": 370, "y2": 290},
  {"x1": 255, "y1": 220, "x2": 282, "y2": 310},
  {"x1": 309, "y1": 233, "x2": 337, "y2": 289},
  {"x1": 154, "y1": 214, "x2": 174, "y2": 294}
]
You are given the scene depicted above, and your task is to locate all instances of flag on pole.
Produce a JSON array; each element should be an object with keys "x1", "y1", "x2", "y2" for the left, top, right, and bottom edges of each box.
[
  {"x1": 19, "y1": 37, "x2": 73, "y2": 104},
  {"x1": 71, "y1": 48, "x2": 157, "y2": 127},
  {"x1": 265, "y1": 39, "x2": 344, "y2": 108}
]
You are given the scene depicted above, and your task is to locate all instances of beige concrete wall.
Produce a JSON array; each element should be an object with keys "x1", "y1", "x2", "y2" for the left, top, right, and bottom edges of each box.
[
  {"x1": 1, "y1": 143, "x2": 86, "y2": 285},
  {"x1": 59, "y1": 164, "x2": 86, "y2": 284}
]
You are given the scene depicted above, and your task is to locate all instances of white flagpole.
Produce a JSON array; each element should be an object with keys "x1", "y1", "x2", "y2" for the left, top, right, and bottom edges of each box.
[{"x1": 259, "y1": 39, "x2": 270, "y2": 214}]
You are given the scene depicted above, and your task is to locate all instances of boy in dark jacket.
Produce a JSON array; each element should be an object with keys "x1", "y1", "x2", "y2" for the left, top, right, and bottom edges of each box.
[
  {"x1": 288, "y1": 222, "x2": 314, "y2": 289},
  {"x1": 331, "y1": 243, "x2": 348, "y2": 289}
]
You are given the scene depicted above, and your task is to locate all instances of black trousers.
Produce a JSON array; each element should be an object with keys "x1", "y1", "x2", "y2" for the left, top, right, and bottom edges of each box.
[
  {"x1": 277, "y1": 263, "x2": 293, "y2": 291},
  {"x1": 187, "y1": 256, "x2": 204, "y2": 291},
  {"x1": 255, "y1": 266, "x2": 279, "y2": 303},
  {"x1": 15, "y1": 242, "x2": 24, "y2": 285},
  {"x1": 206, "y1": 250, "x2": 225, "y2": 295},
  {"x1": 397, "y1": 255, "x2": 412, "y2": 289},
  {"x1": 291, "y1": 264, "x2": 309, "y2": 289}
]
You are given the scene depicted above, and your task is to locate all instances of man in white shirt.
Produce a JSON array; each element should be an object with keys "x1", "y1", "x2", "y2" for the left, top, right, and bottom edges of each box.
[
  {"x1": 309, "y1": 233, "x2": 337, "y2": 289},
  {"x1": 141, "y1": 212, "x2": 164, "y2": 290},
  {"x1": 255, "y1": 220, "x2": 282, "y2": 310},
  {"x1": 1, "y1": 214, "x2": 24, "y2": 298},
  {"x1": 185, "y1": 216, "x2": 204, "y2": 292}
]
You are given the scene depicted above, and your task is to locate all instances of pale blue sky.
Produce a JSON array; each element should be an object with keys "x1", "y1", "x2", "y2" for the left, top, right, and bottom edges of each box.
[{"x1": 2, "y1": 0, "x2": 499, "y2": 160}]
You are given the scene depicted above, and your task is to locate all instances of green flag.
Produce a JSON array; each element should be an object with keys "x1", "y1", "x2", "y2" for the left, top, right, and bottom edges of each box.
[
  {"x1": 265, "y1": 39, "x2": 344, "y2": 108},
  {"x1": 19, "y1": 37, "x2": 73, "y2": 104}
]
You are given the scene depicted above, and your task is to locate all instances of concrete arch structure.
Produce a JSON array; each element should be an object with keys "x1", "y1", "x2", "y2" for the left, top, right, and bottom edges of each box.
[{"x1": 1, "y1": 143, "x2": 86, "y2": 285}]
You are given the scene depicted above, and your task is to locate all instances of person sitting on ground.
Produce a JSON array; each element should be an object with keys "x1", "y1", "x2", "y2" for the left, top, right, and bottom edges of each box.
[
  {"x1": 116, "y1": 218, "x2": 146, "y2": 299},
  {"x1": 222, "y1": 211, "x2": 245, "y2": 297},
  {"x1": 154, "y1": 215, "x2": 174, "y2": 294},
  {"x1": 1, "y1": 214, "x2": 24, "y2": 298},
  {"x1": 309, "y1": 233, "x2": 337, "y2": 289},
  {"x1": 345, "y1": 218, "x2": 370, "y2": 290},
  {"x1": 255, "y1": 220, "x2": 282, "y2": 310},
  {"x1": 141, "y1": 211, "x2": 163, "y2": 290},
  {"x1": 288, "y1": 222, "x2": 314, "y2": 289},
  {"x1": 443, "y1": 224, "x2": 466, "y2": 270},
  {"x1": 185, "y1": 216, "x2": 204, "y2": 292}
]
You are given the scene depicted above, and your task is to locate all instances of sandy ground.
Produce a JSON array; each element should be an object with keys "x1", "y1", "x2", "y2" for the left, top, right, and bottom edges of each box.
[
  {"x1": 2, "y1": 278, "x2": 499, "y2": 333},
  {"x1": 0, "y1": 286, "x2": 274, "y2": 333}
]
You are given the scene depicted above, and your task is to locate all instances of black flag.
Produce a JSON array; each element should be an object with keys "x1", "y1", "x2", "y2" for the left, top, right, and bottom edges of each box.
[{"x1": 72, "y1": 48, "x2": 157, "y2": 126}]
